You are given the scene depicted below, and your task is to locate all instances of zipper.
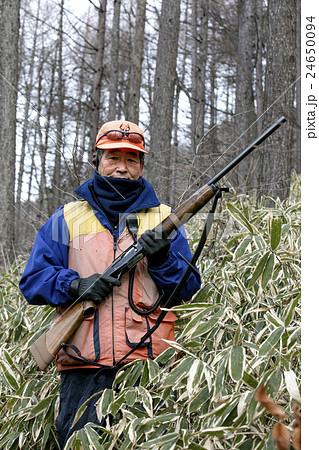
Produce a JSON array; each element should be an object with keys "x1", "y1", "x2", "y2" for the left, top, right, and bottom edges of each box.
[
  {"x1": 113, "y1": 225, "x2": 118, "y2": 255},
  {"x1": 89, "y1": 184, "x2": 119, "y2": 367},
  {"x1": 111, "y1": 225, "x2": 118, "y2": 366}
]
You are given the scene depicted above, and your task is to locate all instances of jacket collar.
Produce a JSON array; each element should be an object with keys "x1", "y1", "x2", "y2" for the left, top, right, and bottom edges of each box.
[{"x1": 75, "y1": 176, "x2": 161, "y2": 234}]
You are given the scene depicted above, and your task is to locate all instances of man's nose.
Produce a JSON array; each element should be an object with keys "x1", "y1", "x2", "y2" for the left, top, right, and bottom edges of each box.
[{"x1": 117, "y1": 158, "x2": 127, "y2": 171}]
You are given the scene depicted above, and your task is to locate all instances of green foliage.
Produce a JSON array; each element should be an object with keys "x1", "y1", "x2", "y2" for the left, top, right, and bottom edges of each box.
[
  {"x1": 0, "y1": 183, "x2": 300, "y2": 449},
  {"x1": 0, "y1": 258, "x2": 60, "y2": 449}
]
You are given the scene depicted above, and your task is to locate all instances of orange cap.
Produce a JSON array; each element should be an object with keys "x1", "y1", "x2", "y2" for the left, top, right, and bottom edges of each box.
[{"x1": 94, "y1": 120, "x2": 148, "y2": 153}]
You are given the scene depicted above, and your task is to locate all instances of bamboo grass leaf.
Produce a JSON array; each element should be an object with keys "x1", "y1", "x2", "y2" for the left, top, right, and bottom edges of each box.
[
  {"x1": 32, "y1": 414, "x2": 44, "y2": 442},
  {"x1": 284, "y1": 293, "x2": 300, "y2": 327},
  {"x1": 266, "y1": 370, "x2": 283, "y2": 397},
  {"x1": 179, "y1": 305, "x2": 217, "y2": 338},
  {"x1": 261, "y1": 252, "x2": 275, "y2": 288},
  {"x1": 28, "y1": 396, "x2": 54, "y2": 420},
  {"x1": 71, "y1": 402, "x2": 87, "y2": 428},
  {"x1": 196, "y1": 426, "x2": 244, "y2": 437},
  {"x1": 226, "y1": 203, "x2": 255, "y2": 233},
  {"x1": 188, "y1": 308, "x2": 224, "y2": 339},
  {"x1": 161, "y1": 356, "x2": 194, "y2": 388},
  {"x1": 234, "y1": 235, "x2": 252, "y2": 259},
  {"x1": 270, "y1": 217, "x2": 282, "y2": 251},
  {"x1": 248, "y1": 252, "x2": 270, "y2": 287},
  {"x1": 84, "y1": 424, "x2": 105, "y2": 449},
  {"x1": 139, "y1": 413, "x2": 179, "y2": 430},
  {"x1": 229, "y1": 346, "x2": 245, "y2": 382},
  {"x1": 284, "y1": 370, "x2": 301, "y2": 402},
  {"x1": 140, "y1": 432, "x2": 180, "y2": 447},
  {"x1": 97, "y1": 388, "x2": 114, "y2": 417},
  {"x1": 139, "y1": 386, "x2": 153, "y2": 417},
  {"x1": 187, "y1": 359, "x2": 204, "y2": 395},
  {"x1": 73, "y1": 429, "x2": 90, "y2": 449},
  {"x1": 0, "y1": 361, "x2": 20, "y2": 391},
  {"x1": 125, "y1": 389, "x2": 137, "y2": 408},
  {"x1": 0, "y1": 431, "x2": 20, "y2": 449},
  {"x1": 242, "y1": 371, "x2": 258, "y2": 389},
  {"x1": 265, "y1": 311, "x2": 284, "y2": 328},
  {"x1": 191, "y1": 283, "x2": 213, "y2": 303},
  {"x1": 215, "y1": 353, "x2": 229, "y2": 395},
  {"x1": 172, "y1": 302, "x2": 214, "y2": 311},
  {"x1": 259, "y1": 327, "x2": 284, "y2": 357},
  {"x1": 109, "y1": 391, "x2": 127, "y2": 415},
  {"x1": 41, "y1": 423, "x2": 51, "y2": 448},
  {"x1": 187, "y1": 385, "x2": 210, "y2": 414},
  {"x1": 3, "y1": 349, "x2": 16, "y2": 368},
  {"x1": 0, "y1": 179, "x2": 300, "y2": 449},
  {"x1": 155, "y1": 347, "x2": 176, "y2": 365},
  {"x1": 18, "y1": 431, "x2": 27, "y2": 449}
]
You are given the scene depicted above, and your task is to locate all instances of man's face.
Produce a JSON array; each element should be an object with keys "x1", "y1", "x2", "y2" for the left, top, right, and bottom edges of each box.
[{"x1": 97, "y1": 149, "x2": 144, "y2": 180}]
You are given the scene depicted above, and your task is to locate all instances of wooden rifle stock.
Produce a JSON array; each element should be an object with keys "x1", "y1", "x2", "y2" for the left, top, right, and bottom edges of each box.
[
  {"x1": 30, "y1": 116, "x2": 286, "y2": 370},
  {"x1": 30, "y1": 300, "x2": 96, "y2": 370}
]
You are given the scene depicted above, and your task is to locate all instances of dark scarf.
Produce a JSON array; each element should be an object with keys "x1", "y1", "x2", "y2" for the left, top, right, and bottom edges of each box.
[{"x1": 92, "y1": 171, "x2": 144, "y2": 226}]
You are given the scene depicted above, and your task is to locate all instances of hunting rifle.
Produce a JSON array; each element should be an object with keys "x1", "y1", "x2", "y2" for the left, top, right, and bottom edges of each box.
[{"x1": 30, "y1": 116, "x2": 286, "y2": 370}]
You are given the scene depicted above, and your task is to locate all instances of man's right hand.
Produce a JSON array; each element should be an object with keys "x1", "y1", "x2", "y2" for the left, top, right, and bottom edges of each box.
[{"x1": 68, "y1": 274, "x2": 121, "y2": 303}]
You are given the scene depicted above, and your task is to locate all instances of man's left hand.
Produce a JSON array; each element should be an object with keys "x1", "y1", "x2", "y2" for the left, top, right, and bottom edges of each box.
[{"x1": 139, "y1": 229, "x2": 171, "y2": 267}]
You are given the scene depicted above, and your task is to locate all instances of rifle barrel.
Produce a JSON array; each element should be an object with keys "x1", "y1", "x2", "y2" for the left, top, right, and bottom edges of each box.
[
  {"x1": 29, "y1": 116, "x2": 287, "y2": 370},
  {"x1": 161, "y1": 116, "x2": 286, "y2": 236},
  {"x1": 208, "y1": 116, "x2": 286, "y2": 187}
]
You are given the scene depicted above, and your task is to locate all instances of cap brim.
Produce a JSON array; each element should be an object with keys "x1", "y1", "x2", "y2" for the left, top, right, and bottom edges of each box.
[{"x1": 96, "y1": 140, "x2": 148, "y2": 154}]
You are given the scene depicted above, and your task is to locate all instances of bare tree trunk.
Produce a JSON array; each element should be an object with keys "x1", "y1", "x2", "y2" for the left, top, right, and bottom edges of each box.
[
  {"x1": 186, "y1": 0, "x2": 210, "y2": 192},
  {"x1": 72, "y1": 68, "x2": 86, "y2": 186},
  {"x1": 193, "y1": 0, "x2": 209, "y2": 187},
  {"x1": 27, "y1": 135, "x2": 37, "y2": 205},
  {"x1": 255, "y1": 0, "x2": 264, "y2": 134},
  {"x1": 209, "y1": 25, "x2": 217, "y2": 131},
  {"x1": 258, "y1": 0, "x2": 297, "y2": 200},
  {"x1": 126, "y1": 0, "x2": 146, "y2": 123},
  {"x1": 234, "y1": 0, "x2": 257, "y2": 192},
  {"x1": 16, "y1": 0, "x2": 41, "y2": 223},
  {"x1": 295, "y1": 0, "x2": 301, "y2": 172},
  {"x1": 190, "y1": 0, "x2": 198, "y2": 148},
  {"x1": 108, "y1": 0, "x2": 121, "y2": 120},
  {"x1": 170, "y1": 0, "x2": 190, "y2": 206},
  {"x1": 0, "y1": 0, "x2": 20, "y2": 266},
  {"x1": 208, "y1": 12, "x2": 219, "y2": 184},
  {"x1": 149, "y1": 0, "x2": 181, "y2": 203},
  {"x1": 68, "y1": 16, "x2": 93, "y2": 186},
  {"x1": 87, "y1": 0, "x2": 107, "y2": 179},
  {"x1": 51, "y1": 0, "x2": 64, "y2": 214},
  {"x1": 170, "y1": 85, "x2": 180, "y2": 207},
  {"x1": 39, "y1": 44, "x2": 56, "y2": 218}
]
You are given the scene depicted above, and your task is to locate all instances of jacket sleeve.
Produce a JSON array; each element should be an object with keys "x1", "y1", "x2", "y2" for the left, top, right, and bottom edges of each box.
[
  {"x1": 147, "y1": 226, "x2": 201, "y2": 301},
  {"x1": 19, "y1": 206, "x2": 80, "y2": 307}
]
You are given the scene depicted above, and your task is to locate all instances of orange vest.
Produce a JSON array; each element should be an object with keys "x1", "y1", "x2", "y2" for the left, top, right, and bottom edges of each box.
[{"x1": 55, "y1": 200, "x2": 177, "y2": 371}]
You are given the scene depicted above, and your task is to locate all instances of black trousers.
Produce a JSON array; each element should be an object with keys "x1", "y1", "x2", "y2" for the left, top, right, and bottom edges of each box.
[{"x1": 57, "y1": 368, "x2": 119, "y2": 449}]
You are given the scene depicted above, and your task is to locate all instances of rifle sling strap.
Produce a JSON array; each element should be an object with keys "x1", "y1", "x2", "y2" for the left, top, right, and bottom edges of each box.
[
  {"x1": 61, "y1": 343, "x2": 114, "y2": 369},
  {"x1": 94, "y1": 185, "x2": 227, "y2": 379}
]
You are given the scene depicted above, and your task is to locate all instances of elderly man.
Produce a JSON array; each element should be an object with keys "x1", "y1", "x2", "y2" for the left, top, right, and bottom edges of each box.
[{"x1": 20, "y1": 119, "x2": 201, "y2": 447}]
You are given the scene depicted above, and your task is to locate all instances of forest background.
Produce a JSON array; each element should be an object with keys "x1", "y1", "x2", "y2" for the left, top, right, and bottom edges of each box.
[
  {"x1": 0, "y1": 0, "x2": 306, "y2": 448},
  {"x1": 0, "y1": 0, "x2": 301, "y2": 264}
]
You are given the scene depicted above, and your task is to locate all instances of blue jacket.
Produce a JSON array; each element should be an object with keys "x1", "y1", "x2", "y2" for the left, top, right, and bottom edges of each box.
[{"x1": 20, "y1": 177, "x2": 201, "y2": 307}]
